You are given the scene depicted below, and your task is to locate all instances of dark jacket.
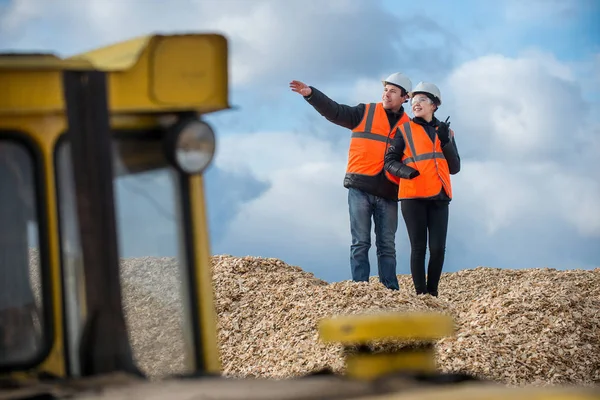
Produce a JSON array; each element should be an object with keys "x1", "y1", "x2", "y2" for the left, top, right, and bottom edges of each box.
[
  {"x1": 384, "y1": 116, "x2": 461, "y2": 202},
  {"x1": 304, "y1": 86, "x2": 407, "y2": 201}
]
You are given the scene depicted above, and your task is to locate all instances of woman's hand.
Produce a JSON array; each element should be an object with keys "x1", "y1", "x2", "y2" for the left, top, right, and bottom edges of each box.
[
  {"x1": 407, "y1": 168, "x2": 420, "y2": 179},
  {"x1": 437, "y1": 121, "x2": 450, "y2": 144}
]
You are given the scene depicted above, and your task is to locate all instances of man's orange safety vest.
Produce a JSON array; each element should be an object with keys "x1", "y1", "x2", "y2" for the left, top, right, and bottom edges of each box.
[
  {"x1": 396, "y1": 121, "x2": 453, "y2": 200},
  {"x1": 348, "y1": 102, "x2": 410, "y2": 186}
]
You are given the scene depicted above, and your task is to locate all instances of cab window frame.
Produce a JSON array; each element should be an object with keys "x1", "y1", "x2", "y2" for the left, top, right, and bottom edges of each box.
[
  {"x1": 52, "y1": 132, "x2": 86, "y2": 377},
  {"x1": 109, "y1": 127, "x2": 206, "y2": 374},
  {"x1": 0, "y1": 130, "x2": 54, "y2": 373},
  {"x1": 52, "y1": 127, "x2": 200, "y2": 376}
]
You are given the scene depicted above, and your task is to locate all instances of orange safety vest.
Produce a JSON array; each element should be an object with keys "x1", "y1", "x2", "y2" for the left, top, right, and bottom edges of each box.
[
  {"x1": 397, "y1": 121, "x2": 453, "y2": 200},
  {"x1": 348, "y1": 102, "x2": 410, "y2": 185}
]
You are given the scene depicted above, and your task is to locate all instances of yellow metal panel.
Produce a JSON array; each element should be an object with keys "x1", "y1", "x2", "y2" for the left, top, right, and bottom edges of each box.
[
  {"x1": 66, "y1": 36, "x2": 152, "y2": 71},
  {"x1": 106, "y1": 34, "x2": 229, "y2": 113},
  {"x1": 151, "y1": 35, "x2": 227, "y2": 106},
  {"x1": 0, "y1": 54, "x2": 91, "y2": 70},
  {"x1": 0, "y1": 34, "x2": 230, "y2": 115},
  {"x1": 0, "y1": 71, "x2": 65, "y2": 114},
  {"x1": 188, "y1": 175, "x2": 221, "y2": 373},
  {"x1": 345, "y1": 349, "x2": 436, "y2": 380},
  {"x1": 37, "y1": 119, "x2": 67, "y2": 378},
  {"x1": 318, "y1": 312, "x2": 455, "y2": 344},
  {"x1": 0, "y1": 116, "x2": 68, "y2": 377}
]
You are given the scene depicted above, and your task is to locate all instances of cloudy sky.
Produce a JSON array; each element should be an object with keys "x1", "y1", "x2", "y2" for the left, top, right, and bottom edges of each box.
[{"x1": 1, "y1": 0, "x2": 598, "y2": 282}]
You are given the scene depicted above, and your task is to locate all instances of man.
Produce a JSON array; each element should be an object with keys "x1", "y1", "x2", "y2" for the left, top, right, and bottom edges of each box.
[{"x1": 289, "y1": 73, "x2": 412, "y2": 290}]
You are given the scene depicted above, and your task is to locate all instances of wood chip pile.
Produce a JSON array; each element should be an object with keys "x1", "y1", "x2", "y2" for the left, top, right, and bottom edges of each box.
[
  {"x1": 24, "y1": 249, "x2": 600, "y2": 387},
  {"x1": 115, "y1": 255, "x2": 600, "y2": 387}
]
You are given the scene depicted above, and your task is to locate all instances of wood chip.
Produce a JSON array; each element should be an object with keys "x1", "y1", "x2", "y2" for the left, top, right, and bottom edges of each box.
[{"x1": 26, "y1": 250, "x2": 600, "y2": 387}]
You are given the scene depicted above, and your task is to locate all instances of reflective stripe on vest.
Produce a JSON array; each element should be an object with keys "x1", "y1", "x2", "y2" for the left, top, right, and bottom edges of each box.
[
  {"x1": 348, "y1": 102, "x2": 410, "y2": 184},
  {"x1": 398, "y1": 121, "x2": 453, "y2": 199}
]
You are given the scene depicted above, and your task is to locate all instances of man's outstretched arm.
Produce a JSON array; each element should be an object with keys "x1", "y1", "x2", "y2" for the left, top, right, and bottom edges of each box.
[{"x1": 290, "y1": 80, "x2": 365, "y2": 130}]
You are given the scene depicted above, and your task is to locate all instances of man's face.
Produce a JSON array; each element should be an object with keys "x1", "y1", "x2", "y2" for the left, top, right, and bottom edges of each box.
[{"x1": 382, "y1": 84, "x2": 406, "y2": 111}]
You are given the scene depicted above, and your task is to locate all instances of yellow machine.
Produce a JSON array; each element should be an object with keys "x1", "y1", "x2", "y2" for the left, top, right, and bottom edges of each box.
[{"x1": 0, "y1": 33, "x2": 597, "y2": 399}]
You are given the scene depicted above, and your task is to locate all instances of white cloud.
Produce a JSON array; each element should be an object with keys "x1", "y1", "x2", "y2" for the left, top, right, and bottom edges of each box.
[
  {"x1": 503, "y1": 0, "x2": 584, "y2": 22},
  {"x1": 0, "y1": 0, "x2": 461, "y2": 87},
  {"x1": 453, "y1": 161, "x2": 600, "y2": 237},
  {"x1": 210, "y1": 131, "x2": 354, "y2": 278},
  {"x1": 571, "y1": 53, "x2": 600, "y2": 99},
  {"x1": 444, "y1": 52, "x2": 591, "y2": 160},
  {"x1": 345, "y1": 78, "x2": 385, "y2": 106},
  {"x1": 443, "y1": 51, "x2": 600, "y2": 238},
  {"x1": 0, "y1": 0, "x2": 42, "y2": 33},
  {"x1": 213, "y1": 131, "x2": 349, "y2": 242},
  {"x1": 213, "y1": 131, "x2": 348, "y2": 179},
  {"x1": 219, "y1": 160, "x2": 350, "y2": 250}
]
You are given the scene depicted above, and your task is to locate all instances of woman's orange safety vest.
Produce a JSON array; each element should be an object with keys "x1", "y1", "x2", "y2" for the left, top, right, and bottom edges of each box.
[
  {"x1": 397, "y1": 121, "x2": 453, "y2": 200},
  {"x1": 348, "y1": 102, "x2": 410, "y2": 186}
]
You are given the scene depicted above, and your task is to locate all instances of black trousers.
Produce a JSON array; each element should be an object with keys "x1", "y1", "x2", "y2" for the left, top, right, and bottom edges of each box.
[{"x1": 400, "y1": 199, "x2": 449, "y2": 296}]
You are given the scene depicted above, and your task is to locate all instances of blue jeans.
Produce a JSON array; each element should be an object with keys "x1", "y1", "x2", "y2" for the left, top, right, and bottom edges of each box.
[{"x1": 348, "y1": 187, "x2": 399, "y2": 290}]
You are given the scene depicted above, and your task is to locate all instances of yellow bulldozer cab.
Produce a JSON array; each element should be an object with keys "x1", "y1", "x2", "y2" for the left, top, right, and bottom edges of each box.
[
  {"x1": 0, "y1": 33, "x2": 228, "y2": 383},
  {"x1": 0, "y1": 33, "x2": 598, "y2": 400}
]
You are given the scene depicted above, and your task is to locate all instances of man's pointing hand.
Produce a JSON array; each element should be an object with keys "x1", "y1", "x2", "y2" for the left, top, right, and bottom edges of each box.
[{"x1": 289, "y1": 80, "x2": 312, "y2": 97}]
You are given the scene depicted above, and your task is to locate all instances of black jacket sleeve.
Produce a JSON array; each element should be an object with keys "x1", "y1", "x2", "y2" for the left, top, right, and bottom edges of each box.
[
  {"x1": 384, "y1": 131, "x2": 420, "y2": 179},
  {"x1": 441, "y1": 136, "x2": 461, "y2": 175},
  {"x1": 304, "y1": 86, "x2": 366, "y2": 130}
]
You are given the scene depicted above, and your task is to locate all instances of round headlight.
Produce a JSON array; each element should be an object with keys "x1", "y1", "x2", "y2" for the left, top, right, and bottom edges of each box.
[{"x1": 174, "y1": 119, "x2": 216, "y2": 174}]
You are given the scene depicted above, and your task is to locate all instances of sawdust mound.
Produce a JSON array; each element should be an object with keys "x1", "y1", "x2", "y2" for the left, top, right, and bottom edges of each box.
[{"x1": 118, "y1": 255, "x2": 600, "y2": 387}]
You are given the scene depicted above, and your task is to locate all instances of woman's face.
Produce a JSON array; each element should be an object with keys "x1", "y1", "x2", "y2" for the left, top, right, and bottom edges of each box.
[{"x1": 411, "y1": 94, "x2": 436, "y2": 119}]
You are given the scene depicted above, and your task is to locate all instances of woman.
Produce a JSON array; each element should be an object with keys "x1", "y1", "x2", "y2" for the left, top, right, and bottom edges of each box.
[{"x1": 384, "y1": 82, "x2": 461, "y2": 296}]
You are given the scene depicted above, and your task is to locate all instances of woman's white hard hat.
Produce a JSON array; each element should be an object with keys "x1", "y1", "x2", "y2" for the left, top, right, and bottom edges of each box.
[{"x1": 410, "y1": 82, "x2": 442, "y2": 106}]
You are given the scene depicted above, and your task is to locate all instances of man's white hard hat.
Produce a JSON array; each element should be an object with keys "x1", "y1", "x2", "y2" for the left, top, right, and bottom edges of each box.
[
  {"x1": 382, "y1": 72, "x2": 413, "y2": 93},
  {"x1": 410, "y1": 82, "x2": 442, "y2": 106}
]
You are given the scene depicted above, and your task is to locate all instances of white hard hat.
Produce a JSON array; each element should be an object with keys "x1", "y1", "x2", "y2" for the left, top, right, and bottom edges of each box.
[
  {"x1": 382, "y1": 72, "x2": 412, "y2": 93},
  {"x1": 410, "y1": 82, "x2": 442, "y2": 106}
]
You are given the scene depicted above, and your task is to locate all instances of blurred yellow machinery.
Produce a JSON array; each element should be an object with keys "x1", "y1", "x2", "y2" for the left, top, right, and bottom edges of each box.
[{"x1": 0, "y1": 33, "x2": 597, "y2": 399}]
